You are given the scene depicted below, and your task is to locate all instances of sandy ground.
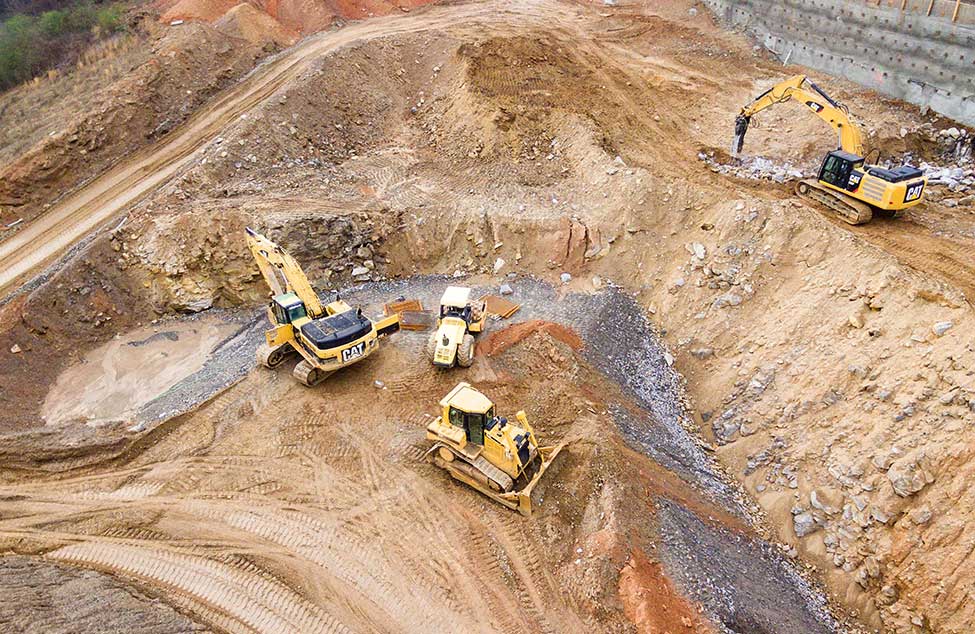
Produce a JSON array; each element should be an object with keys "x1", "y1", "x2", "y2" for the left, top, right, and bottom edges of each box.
[
  {"x1": 42, "y1": 317, "x2": 236, "y2": 427},
  {"x1": 0, "y1": 281, "x2": 843, "y2": 634},
  {"x1": 0, "y1": 0, "x2": 973, "y2": 632}
]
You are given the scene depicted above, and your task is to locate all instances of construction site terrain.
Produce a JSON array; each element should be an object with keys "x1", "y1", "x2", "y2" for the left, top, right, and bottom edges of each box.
[{"x1": 0, "y1": 1, "x2": 974, "y2": 633}]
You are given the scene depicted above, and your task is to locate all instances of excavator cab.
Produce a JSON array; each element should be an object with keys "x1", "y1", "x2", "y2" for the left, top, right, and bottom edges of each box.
[
  {"x1": 818, "y1": 150, "x2": 864, "y2": 192},
  {"x1": 271, "y1": 293, "x2": 308, "y2": 324}
]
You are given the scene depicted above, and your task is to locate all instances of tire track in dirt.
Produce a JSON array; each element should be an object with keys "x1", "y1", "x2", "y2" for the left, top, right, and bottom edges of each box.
[{"x1": 48, "y1": 540, "x2": 349, "y2": 634}]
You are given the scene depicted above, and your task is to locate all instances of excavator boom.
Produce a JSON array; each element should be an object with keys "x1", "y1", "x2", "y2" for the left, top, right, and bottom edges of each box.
[
  {"x1": 733, "y1": 74, "x2": 864, "y2": 157},
  {"x1": 245, "y1": 228, "x2": 324, "y2": 317}
]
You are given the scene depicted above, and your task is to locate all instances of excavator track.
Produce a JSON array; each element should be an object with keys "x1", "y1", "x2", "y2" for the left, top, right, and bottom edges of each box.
[
  {"x1": 293, "y1": 359, "x2": 333, "y2": 387},
  {"x1": 795, "y1": 179, "x2": 873, "y2": 225},
  {"x1": 256, "y1": 343, "x2": 295, "y2": 369}
]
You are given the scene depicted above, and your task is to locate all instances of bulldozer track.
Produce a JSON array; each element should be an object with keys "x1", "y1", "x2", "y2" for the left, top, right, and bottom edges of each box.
[{"x1": 210, "y1": 504, "x2": 474, "y2": 633}]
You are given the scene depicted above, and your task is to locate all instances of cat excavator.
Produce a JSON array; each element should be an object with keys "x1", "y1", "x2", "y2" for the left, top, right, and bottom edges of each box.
[
  {"x1": 245, "y1": 228, "x2": 400, "y2": 386},
  {"x1": 733, "y1": 74, "x2": 926, "y2": 225}
]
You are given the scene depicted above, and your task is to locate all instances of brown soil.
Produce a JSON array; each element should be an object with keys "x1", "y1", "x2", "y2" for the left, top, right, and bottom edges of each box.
[
  {"x1": 214, "y1": 2, "x2": 298, "y2": 46},
  {"x1": 1, "y1": 0, "x2": 974, "y2": 632},
  {"x1": 619, "y1": 549, "x2": 715, "y2": 634},
  {"x1": 0, "y1": 328, "x2": 724, "y2": 634},
  {"x1": 477, "y1": 319, "x2": 583, "y2": 357}
]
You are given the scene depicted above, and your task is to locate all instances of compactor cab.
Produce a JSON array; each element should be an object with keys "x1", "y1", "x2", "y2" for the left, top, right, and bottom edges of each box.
[
  {"x1": 428, "y1": 286, "x2": 486, "y2": 368},
  {"x1": 425, "y1": 382, "x2": 564, "y2": 516}
]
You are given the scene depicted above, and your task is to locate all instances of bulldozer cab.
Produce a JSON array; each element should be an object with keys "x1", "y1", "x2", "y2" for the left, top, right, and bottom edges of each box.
[
  {"x1": 442, "y1": 383, "x2": 494, "y2": 446},
  {"x1": 819, "y1": 150, "x2": 864, "y2": 192},
  {"x1": 271, "y1": 293, "x2": 308, "y2": 325}
]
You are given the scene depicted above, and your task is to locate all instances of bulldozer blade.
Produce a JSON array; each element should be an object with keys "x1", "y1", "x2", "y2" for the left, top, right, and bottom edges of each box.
[
  {"x1": 515, "y1": 443, "x2": 565, "y2": 516},
  {"x1": 429, "y1": 442, "x2": 566, "y2": 517}
]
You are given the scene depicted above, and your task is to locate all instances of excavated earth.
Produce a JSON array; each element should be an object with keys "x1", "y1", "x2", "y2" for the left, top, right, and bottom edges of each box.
[{"x1": 1, "y1": 0, "x2": 974, "y2": 633}]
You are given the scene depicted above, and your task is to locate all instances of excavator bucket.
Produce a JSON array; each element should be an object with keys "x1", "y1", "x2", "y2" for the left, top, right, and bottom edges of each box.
[{"x1": 374, "y1": 313, "x2": 401, "y2": 338}]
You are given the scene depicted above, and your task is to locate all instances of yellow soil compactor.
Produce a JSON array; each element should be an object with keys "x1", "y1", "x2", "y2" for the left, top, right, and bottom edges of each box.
[
  {"x1": 734, "y1": 74, "x2": 926, "y2": 225},
  {"x1": 428, "y1": 286, "x2": 485, "y2": 368},
  {"x1": 425, "y1": 382, "x2": 564, "y2": 516},
  {"x1": 245, "y1": 228, "x2": 399, "y2": 386}
]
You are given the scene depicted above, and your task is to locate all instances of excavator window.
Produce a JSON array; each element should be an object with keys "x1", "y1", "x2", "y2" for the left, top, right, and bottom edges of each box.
[
  {"x1": 287, "y1": 303, "x2": 307, "y2": 322},
  {"x1": 820, "y1": 152, "x2": 853, "y2": 188},
  {"x1": 272, "y1": 302, "x2": 289, "y2": 324}
]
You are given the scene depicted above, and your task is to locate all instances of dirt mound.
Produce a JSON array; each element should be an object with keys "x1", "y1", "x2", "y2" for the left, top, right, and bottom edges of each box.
[
  {"x1": 478, "y1": 320, "x2": 583, "y2": 357},
  {"x1": 1, "y1": 0, "x2": 974, "y2": 632},
  {"x1": 264, "y1": 0, "x2": 339, "y2": 33},
  {"x1": 0, "y1": 20, "x2": 271, "y2": 232},
  {"x1": 161, "y1": 0, "x2": 241, "y2": 23},
  {"x1": 215, "y1": 3, "x2": 297, "y2": 46}
]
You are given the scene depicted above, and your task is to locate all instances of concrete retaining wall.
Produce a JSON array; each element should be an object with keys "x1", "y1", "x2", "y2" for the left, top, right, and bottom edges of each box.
[{"x1": 702, "y1": 0, "x2": 975, "y2": 126}]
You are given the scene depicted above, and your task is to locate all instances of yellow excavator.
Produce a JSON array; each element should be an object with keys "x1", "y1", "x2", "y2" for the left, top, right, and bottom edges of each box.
[
  {"x1": 245, "y1": 228, "x2": 400, "y2": 386},
  {"x1": 734, "y1": 74, "x2": 926, "y2": 224},
  {"x1": 425, "y1": 382, "x2": 564, "y2": 516}
]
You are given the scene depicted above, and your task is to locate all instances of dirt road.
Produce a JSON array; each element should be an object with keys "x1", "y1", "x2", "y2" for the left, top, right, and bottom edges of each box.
[{"x1": 0, "y1": 1, "x2": 543, "y2": 299}]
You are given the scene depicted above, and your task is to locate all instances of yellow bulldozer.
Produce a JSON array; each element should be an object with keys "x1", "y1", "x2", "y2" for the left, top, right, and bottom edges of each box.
[
  {"x1": 734, "y1": 74, "x2": 926, "y2": 225},
  {"x1": 427, "y1": 286, "x2": 486, "y2": 368},
  {"x1": 245, "y1": 228, "x2": 400, "y2": 386},
  {"x1": 425, "y1": 382, "x2": 564, "y2": 516}
]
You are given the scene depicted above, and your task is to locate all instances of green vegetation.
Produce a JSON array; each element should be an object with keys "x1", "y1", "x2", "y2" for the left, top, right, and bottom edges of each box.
[{"x1": 0, "y1": 1, "x2": 126, "y2": 91}]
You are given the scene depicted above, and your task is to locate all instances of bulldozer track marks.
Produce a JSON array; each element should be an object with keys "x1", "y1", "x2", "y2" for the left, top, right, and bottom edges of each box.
[
  {"x1": 49, "y1": 540, "x2": 351, "y2": 634},
  {"x1": 200, "y1": 504, "x2": 474, "y2": 633},
  {"x1": 853, "y1": 228, "x2": 975, "y2": 304}
]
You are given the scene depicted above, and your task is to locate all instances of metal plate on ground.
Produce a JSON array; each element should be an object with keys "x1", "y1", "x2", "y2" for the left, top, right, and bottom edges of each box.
[
  {"x1": 399, "y1": 310, "x2": 436, "y2": 331},
  {"x1": 384, "y1": 298, "x2": 423, "y2": 315},
  {"x1": 481, "y1": 295, "x2": 521, "y2": 319}
]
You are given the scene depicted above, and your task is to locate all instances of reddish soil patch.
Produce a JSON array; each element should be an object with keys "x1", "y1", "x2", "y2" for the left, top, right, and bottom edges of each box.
[
  {"x1": 619, "y1": 549, "x2": 715, "y2": 634},
  {"x1": 477, "y1": 320, "x2": 583, "y2": 357},
  {"x1": 162, "y1": 0, "x2": 241, "y2": 23},
  {"x1": 215, "y1": 3, "x2": 297, "y2": 46}
]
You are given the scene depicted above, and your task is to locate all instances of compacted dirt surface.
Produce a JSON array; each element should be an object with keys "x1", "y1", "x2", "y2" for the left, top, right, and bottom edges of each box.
[{"x1": 1, "y1": 0, "x2": 974, "y2": 633}]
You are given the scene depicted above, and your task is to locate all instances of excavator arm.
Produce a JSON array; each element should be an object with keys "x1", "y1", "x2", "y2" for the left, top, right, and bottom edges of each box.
[
  {"x1": 245, "y1": 228, "x2": 325, "y2": 317},
  {"x1": 733, "y1": 74, "x2": 864, "y2": 157}
]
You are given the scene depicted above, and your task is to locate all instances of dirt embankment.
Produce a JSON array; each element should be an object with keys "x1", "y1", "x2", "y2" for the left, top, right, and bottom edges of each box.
[
  {"x1": 161, "y1": 0, "x2": 445, "y2": 36},
  {"x1": 0, "y1": 0, "x2": 973, "y2": 632},
  {"x1": 0, "y1": 19, "x2": 278, "y2": 231}
]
